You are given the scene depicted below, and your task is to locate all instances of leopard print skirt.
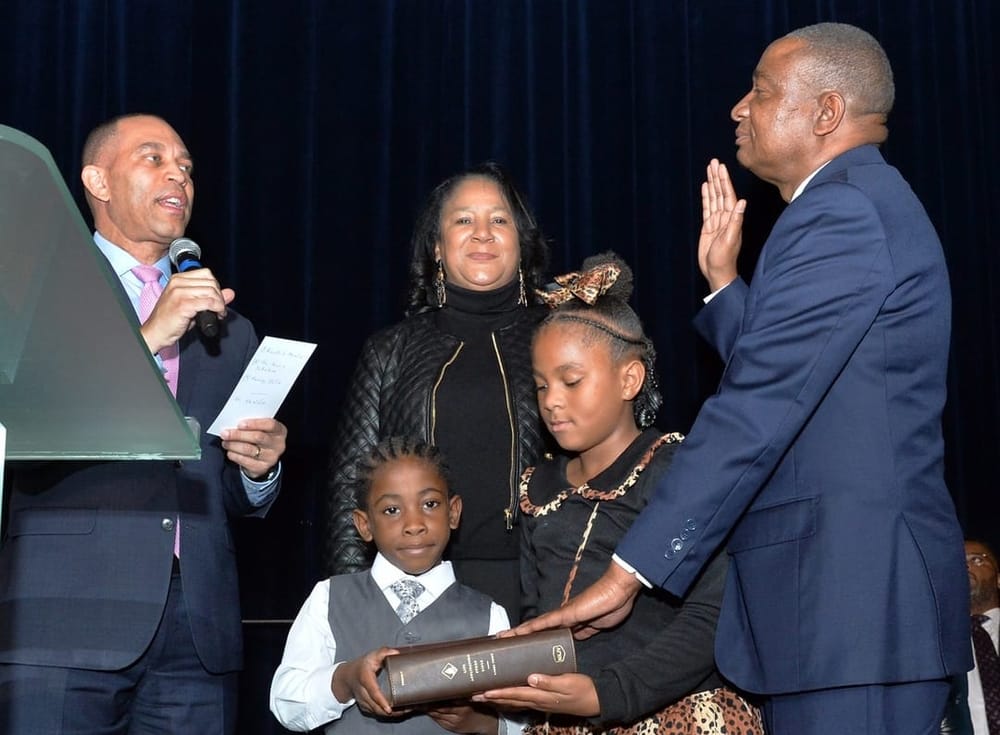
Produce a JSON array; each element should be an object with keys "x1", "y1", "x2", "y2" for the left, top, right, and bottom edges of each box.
[{"x1": 523, "y1": 686, "x2": 764, "y2": 735}]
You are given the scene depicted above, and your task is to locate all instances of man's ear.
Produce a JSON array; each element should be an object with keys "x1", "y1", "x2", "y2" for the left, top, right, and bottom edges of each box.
[
  {"x1": 81, "y1": 164, "x2": 111, "y2": 203},
  {"x1": 620, "y1": 358, "x2": 646, "y2": 401},
  {"x1": 352, "y1": 508, "x2": 374, "y2": 542},
  {"x1": 814, "y1": 91, "x2": 846, "y2": 136},
  {"x1": 447, "y1": 493, "x2": 463, "y2": 531}
]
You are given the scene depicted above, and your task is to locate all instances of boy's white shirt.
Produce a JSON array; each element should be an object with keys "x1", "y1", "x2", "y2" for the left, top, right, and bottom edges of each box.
[{"x1": 269, "y1": 553, "x2": 519, "y2": 733}]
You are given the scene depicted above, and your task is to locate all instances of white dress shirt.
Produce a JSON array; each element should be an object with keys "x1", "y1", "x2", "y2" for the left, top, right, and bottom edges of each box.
[
  {"x1": 269, "y1": 553, "x2": 517, "y2": 733},
  {"x1": 969, "y1": 607, "x2": 999, "y2": 735}
]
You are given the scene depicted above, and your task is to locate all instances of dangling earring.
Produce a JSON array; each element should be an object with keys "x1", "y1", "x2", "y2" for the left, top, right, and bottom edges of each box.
[
  {"x1": 517, "y1": 267, "x2": 527, "y2": 306},
  {"x1": 435, "y1": 260, "x2": 447, "y2": 307}
]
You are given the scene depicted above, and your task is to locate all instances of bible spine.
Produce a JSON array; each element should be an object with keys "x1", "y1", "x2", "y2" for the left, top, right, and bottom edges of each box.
[{"x1": 382, "y1": 628, "x2": 576, "y2": 707}]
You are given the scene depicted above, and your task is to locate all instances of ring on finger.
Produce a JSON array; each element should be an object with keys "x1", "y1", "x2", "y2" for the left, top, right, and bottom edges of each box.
[{"x1": 254, "y1": 444, "x2": 262, "y2": 459}]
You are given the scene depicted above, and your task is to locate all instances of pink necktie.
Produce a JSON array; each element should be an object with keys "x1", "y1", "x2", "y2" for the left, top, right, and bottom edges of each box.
[
  {"x1": 131, "y1": 265, "x2": 182, "y2": 558},
  {"x1": 131, "y1": 265, "x2": 179, "y2": 397}
]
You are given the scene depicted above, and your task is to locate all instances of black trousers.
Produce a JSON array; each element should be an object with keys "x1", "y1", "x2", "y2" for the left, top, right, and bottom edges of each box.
[{"x1": 0, "y1": 573, "x2": 238, "y2": 735}]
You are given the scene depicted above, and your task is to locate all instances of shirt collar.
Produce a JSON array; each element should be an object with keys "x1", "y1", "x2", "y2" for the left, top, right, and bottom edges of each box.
[
  {"x1": 790, "y1": 160, "x2": 833, "y2": 202},
  {"x1": 370, "y1": 552, "x2": 456, "y2": 598},
  {"x1": 93, "y1": 231, "x2": 171, "y2": 281}
]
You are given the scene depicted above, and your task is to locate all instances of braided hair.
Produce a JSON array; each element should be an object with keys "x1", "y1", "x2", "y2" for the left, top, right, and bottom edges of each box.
[
  {"x1": 354, "y1": 436, "x2": 451, "y2": 510},
  {"x1": 537, "y1": 251, "x2": 663, "y2": 428}
]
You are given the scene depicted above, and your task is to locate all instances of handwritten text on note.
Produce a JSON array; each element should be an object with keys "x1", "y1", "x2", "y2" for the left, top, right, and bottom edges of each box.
[{"x1": 207, "y1": 336, "x2": 316, "y2": 436}]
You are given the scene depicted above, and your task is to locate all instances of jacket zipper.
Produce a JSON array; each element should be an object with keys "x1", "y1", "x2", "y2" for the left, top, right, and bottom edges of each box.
[
  {"x1": 491, "y1": 332, "x2": 518, "y2": 531},
  {"x1": 430, "y1": 342, "x2": 464, "y2": 443}
]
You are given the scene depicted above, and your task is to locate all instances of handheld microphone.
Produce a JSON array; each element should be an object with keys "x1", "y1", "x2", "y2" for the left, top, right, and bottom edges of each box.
[{"x1": 168, "y1": 237, "x2": 220, "y2": 338}]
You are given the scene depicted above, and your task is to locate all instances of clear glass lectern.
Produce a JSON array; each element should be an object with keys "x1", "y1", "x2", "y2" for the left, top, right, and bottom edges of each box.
[{"x1": 0, "y1": 124, "x2": 200, "y2": 460}]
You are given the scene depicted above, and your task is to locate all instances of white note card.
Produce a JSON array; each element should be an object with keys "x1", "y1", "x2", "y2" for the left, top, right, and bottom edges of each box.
[{"x1": 207, "y1": 336, "x2": 316, "y2": 436}]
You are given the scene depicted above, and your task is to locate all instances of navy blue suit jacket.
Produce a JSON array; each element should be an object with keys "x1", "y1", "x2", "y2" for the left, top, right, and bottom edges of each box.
[
  {"x1": 617, "y1": 145, "x2": 971, "y2": 694},
  {"x1": 0, "y1": 307, "x2": 276, "y2": 674}
]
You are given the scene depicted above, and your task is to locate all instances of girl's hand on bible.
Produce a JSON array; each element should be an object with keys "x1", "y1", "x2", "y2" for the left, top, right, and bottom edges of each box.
[{"x1": 474, "y1": 672, "x2": 600, "y2": 717}]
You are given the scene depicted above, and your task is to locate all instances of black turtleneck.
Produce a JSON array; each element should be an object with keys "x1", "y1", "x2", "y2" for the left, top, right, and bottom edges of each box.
[{"x1": 433, "y1": 279, "x2": 523, "y2": 561}]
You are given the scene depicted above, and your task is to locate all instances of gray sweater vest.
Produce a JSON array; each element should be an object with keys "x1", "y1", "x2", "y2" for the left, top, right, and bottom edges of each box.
[{"x1": 327, "y1": 571, "x2": 493, "y2": 734}]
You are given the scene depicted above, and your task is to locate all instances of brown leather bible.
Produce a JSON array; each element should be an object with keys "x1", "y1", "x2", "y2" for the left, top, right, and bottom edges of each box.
[{"x1": 381, "y1": 628, "x2": 577, "y2": 707}]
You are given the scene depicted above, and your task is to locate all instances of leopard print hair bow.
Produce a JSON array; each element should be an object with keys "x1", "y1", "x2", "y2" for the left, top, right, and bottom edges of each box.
[{"x1": 536, "y1": 262, "x2": 621, "y2": 307}]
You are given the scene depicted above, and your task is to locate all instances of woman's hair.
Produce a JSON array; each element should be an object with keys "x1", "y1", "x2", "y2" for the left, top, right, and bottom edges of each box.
[
  {"x1": 405, "y1": 161, "x2": 550, "y2": 315},
  {"x1": 354, "y1": 436, "x2": 451, "y2": 510},
  {"x1": 538, "y1": 251, "x2": 663, "y2": 428}
]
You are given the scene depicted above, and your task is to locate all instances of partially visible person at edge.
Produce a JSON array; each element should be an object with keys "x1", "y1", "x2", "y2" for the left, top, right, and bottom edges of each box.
[
  {"x1": 503, "y1": 22, "x2": 970, "y2": 735},
  {"x1": 480, "y1": 252, "x2": 763, "y2": 735},
  {"x1": 325, "y1": 162, "x2": 551, "y2": 621},
  {"x1": 0, "y1": 113, "x2": 287, "y2": 734},
  {"x1": 941, "y1": 539, "x2": 1000, "y2": 735}
]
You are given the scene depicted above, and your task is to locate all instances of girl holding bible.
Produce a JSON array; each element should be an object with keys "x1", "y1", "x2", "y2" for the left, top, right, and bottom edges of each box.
[{"x1": 480, "y1": 253, "x2": 763, "y2": 735}]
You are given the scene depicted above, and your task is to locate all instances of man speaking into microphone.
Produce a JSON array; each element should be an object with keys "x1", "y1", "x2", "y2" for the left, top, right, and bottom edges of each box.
[{"x1": 0, "y1": 113, "x2": 288, "y2": 735}]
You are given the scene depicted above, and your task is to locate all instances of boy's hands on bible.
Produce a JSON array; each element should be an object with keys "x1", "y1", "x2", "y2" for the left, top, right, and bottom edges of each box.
[
  {"x1": 425, "y1": 702, "x2": 500, "y2": 733},
  {"x1": 332, "y1": 646, "x2": 399, "y2": 717}
]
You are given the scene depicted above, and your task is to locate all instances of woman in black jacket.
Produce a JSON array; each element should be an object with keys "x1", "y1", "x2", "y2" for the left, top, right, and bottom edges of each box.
[{"x1": 325, "y1": 161, "x2": 551, "y2": 620}]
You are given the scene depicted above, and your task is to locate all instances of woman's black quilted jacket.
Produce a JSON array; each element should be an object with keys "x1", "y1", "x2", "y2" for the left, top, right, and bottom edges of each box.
[{"x1": 324, "y1": 307, "x2": 548, "y2": 575}]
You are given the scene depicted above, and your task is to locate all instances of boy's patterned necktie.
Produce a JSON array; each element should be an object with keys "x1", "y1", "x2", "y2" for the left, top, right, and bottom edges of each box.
[
  {"x1": 391, "y1": 579, "x2": 425, "y2": 624},
  {"x1": 972, "y1": 614, "x2": 1000, "y2": 733}
]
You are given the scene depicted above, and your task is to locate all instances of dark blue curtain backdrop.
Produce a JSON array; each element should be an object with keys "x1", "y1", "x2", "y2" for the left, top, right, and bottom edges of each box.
[{"x1": 2, "y1": 1, "x2": 997, "y2": 732}]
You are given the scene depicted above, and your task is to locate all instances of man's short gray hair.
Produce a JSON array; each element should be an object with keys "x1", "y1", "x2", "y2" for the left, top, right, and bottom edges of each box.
[{"x1": 786, "y1": 22, "x2": 895, "y2": 117}]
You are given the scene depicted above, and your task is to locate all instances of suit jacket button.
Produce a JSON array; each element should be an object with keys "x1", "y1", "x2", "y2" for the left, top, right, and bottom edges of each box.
[
  {"x1": 684, "y1": 519, "x2": 697, "y2": 531},
  {"x1": 161, "y1": 518, "x2": 175, "y2": 532},
  {"x1": 665, "y1": 549, "x2": 676, "y2": 559},
  {"x1": 671, "y1": 538, "x2": 683, "y2": 552}
]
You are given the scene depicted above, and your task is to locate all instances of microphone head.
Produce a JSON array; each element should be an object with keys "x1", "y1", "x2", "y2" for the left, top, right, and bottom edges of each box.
[{"x1": 168, "y1": 237, "x2": 202, "y2": 266}]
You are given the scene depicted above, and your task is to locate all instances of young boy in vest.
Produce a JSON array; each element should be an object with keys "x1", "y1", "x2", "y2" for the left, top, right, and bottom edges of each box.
[{"x1": 270, "y1": 437, "x2": 519, "y2": 734}]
